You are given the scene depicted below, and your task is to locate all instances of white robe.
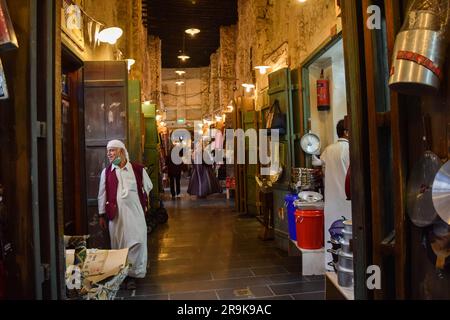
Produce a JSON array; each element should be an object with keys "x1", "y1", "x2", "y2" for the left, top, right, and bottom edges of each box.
[
  {"x1": 98, "y1": 162, "x2": 153, "y2": 278},
  {"x1": 321, "y1": 138, "x2": 352, "y2": 271}
]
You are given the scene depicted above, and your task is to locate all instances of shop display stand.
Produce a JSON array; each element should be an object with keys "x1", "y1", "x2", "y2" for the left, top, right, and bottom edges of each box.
[{"x1": 289, "y1": 240, "x2": 325, "y2": 276}]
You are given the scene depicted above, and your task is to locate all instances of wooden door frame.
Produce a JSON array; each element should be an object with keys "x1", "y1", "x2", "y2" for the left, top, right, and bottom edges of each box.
[
  {"x1": 340, "y1": 0, "x2": 374, "y2": 300},
  {"x1": 298, "y1": 32, "x2": 343, "y2": 168}
]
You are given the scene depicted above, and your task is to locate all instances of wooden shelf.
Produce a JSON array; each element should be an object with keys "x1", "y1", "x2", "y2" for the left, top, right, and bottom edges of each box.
[{"x1": 326, "y1": 272, "x2": 354, "y2": 300}]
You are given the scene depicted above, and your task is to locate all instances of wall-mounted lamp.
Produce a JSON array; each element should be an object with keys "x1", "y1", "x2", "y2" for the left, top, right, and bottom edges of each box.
[
  {"x1": 126, "y1": 59, "x2": 136, "y2": 72},
  {"x1": 225, "y1": 100, "x2": 234, "y2": 113},
  {"x1": 255, "y1": 66, "x2": 271, "y2": 75},
  {"x1": 176, "y1": 80, "x2": 185, "y2": 86},
  {"x1": 242, "y1": 83, "x2": 255, "y2": 93},
  {"x1": 98, "y1": 27, "x2": 123, "y2": 45},
  {"x1": 175, "y1": 70, "x2": 186, "y2": 76}
]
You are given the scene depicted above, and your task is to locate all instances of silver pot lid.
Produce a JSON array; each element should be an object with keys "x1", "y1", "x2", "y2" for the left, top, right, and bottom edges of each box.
[
  {"x1": 432, "y1": 160, "x2": 450, "y2": 225},
  {"x1": 407, "y1": 151, "x2": 442, "y2": 227}
]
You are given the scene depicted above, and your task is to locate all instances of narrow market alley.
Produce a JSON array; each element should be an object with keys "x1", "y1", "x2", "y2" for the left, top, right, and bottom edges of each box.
[{"x1": 117, "y1": 185, "x2": 324, "y2": 300}]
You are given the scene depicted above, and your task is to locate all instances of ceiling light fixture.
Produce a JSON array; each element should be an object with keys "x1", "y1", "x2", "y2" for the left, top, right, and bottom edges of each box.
[
  {"x1": 175, "y1": 70, "x2": 186, "y2": 76},
  {"x1": 255, "y1": 65, "x2": 271, "y2": 75},
  {"x1": 242, "y1": 83, "x2": 255, "y2": 93},
  {"x1": 176, "y1": 80, "x2": 185, "y2": 86},
  {"x1": 178, "y1": 53, "x2": 190, "y2": 61},
  {"x1": 98, "y1": 27, "x2": 123, "y2": 44},
  {"x1": 185, "y1": 28, "x2": 201, "y2": 36}
]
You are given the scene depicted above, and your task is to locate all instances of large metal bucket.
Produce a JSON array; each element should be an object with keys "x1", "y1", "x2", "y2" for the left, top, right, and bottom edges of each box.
[{"x1": 389, "y1": 29, "x2": 446, "y2": 95}]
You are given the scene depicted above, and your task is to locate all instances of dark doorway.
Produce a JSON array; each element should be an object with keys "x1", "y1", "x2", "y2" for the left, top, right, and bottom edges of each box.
[{"x1": 61, "y1": 45, "x2": 86, "y2": 236}]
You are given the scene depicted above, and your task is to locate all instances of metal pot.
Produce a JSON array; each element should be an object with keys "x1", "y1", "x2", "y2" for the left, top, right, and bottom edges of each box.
[
  {"x1": 342, "y1": 229, "x2": 353, "y2": 242},
  {"x1": 339, "y1": 238, "x2": 352, "y2": 254},
  {"x1": 327, "y1": 248, "x2": 340, "y2": 264},
  {"x1": 343, "y1": 220, "x2": 352, "y2": 233},
  {"x1": 336, "y1": 264, "x2": 354, "y2": 288},
  {"x1": 337, "y1": 250, "x2": 354, "y2": 271},
  {"x1": 389, "y1": 29, "x2": 447, "y2": 95}
]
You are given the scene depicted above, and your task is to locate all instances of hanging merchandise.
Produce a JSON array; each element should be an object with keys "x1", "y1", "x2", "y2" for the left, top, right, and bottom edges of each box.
[
  {"x1": 432, "y1": 160, "x2": 450, "y2": 225},
  {"x1": 266, "y1": 99, "x2": 286, "y2": 135},
  {"x1": 389, "y1": 0, "x2": 450, "y2": 95},
  {"x1": 317, "y1": 69, "x2": 330, "y2": 111},
  {"x1": 0, "y1": 0, "x2": 18, "y2": 51},
  {"x1": 407, "y1": 115, "x2": 441, "y2": 227}
]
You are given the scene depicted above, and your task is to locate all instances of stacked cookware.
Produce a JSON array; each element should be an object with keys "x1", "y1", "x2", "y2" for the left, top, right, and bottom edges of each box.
[
  {"x1": 291, "y1": 168, "x2": 323, "y2": 192},
  {"x1": 328, "y1": 220, "x2": 354, "y2": 288}
]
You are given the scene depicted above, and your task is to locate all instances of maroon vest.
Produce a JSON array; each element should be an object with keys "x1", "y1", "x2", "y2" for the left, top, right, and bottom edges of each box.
[{"x1": 104, "y1": 162, "x2": 148, "y2": 221}]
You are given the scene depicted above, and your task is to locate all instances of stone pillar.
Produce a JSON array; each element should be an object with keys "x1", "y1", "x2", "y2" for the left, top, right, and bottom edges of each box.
[
  {"x1": 209, "y1": 52, "x2": 220, "y2": 115},
  {"x1": 219, "y1": 25, "x2": 237, "y2": 111}
]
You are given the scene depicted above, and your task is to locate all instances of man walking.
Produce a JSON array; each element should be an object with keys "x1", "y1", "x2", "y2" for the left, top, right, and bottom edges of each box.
[{"x1": 98, "y1": 140, "x2": 153, "y2": 289}]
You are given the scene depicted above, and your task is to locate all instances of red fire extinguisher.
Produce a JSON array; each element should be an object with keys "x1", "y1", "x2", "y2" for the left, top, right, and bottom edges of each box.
[{"x1": 317, "y1": 69, "x2": 330, "y2": 111}]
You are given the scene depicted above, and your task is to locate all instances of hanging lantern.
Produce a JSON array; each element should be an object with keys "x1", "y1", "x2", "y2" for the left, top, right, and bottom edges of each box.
[
  {"x1": 389, "y1": 0, "x2": 450, "y2": 95},
  {"x1": 317, "y1": 69, "x2": 330, "y2": 111}
]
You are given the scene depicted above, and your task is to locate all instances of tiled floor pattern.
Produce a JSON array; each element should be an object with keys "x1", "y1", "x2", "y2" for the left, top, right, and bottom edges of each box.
[{"x1": 117, "y1": 183, "x2": 325, "y2": 300}]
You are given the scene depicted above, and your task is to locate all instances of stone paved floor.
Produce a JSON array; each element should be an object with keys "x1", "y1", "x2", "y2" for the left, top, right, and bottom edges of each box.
[{"x1": 117, "y1": 182, "x2": 325, "y2": 300}]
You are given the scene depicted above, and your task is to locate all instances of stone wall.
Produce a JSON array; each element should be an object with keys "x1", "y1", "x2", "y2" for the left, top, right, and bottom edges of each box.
[
  {"x1": 209, "y1": 52, "x2": 220, "y2": 115},
  {"x1": 219, "y1": 25, "x2": 237, "y2": 112},
  {"x1": 235, "y1": 0, "x2": 341, "y2": 101},
  {"x1": 144, "y1": 35, "x2": 162, "y2": 104},
  {"x1": 161, "y1": 68, "x2": 210, "y2": 124},
  {"x1": 78, "y1": 0, "x2": 161, "y2": 104}
]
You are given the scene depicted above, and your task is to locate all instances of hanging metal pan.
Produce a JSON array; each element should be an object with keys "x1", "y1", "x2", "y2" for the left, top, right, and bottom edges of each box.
[
  {"x1": 431, "y1": 123, "x2": 450, "y2": 226},
  {"x1": 407, "y1": 114, "x2": 442, "y2": 227},
  {"x1": 432, "y1": 159, "x2": 450, "y2": 225}
]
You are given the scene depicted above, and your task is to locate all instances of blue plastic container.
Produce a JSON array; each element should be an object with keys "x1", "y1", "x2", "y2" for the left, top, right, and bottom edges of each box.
[{"x1": 285, "y1": 193, "x2": 299, "y2": 241}]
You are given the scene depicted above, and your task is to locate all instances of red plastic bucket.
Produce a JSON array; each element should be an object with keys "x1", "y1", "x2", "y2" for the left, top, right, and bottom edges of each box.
[{"x1": 295, "y1": 209, "x2": 324, "y2": 249}]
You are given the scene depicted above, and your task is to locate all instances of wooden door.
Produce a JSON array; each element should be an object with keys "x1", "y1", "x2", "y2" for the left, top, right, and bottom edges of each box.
[
  {"x1": 243, "y1": 111, "x2": 258, "y2": 215},
  {"x1": 84, "y1": 61, "x2": 128, "y2": 249},
  {"x1": 143, "y1": 103, "x2": 160, "y2": 197},
  {"x1": 268, "y1": 68, "x2": 294, "y2": 250},
  {"x1": 128, "y1": 80, "x2": 143, "y2": 163}
]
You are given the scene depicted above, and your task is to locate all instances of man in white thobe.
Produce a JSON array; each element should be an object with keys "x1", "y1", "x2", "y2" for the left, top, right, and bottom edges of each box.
[
  {"x1": 98, "y1": 140, "x2": 153, "y2": 289},
  {"x1": 315, "y1": 120, "x2": 352, "y2": 271}
]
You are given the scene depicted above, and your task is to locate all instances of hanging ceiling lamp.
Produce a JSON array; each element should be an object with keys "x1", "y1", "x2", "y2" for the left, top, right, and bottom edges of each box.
[
  {"x1": 255, "y1": 65, "x2": 271, "y2": 75},
  {"x1": 176, "y1": 80, "x2": 185, "y2": 86},
  {"x1": 178, "y1": 52, "x2": 190, "y2": 61},
  {"x1": 178, "y1": 33, "x2": 190, "y2": 62},
  {"x1": 185, "y1": 28, "x2": 201, "y2": 36},
  {"x1": 98, "y1": 27, "x2": 123, "y2": 44},
  {"x1": 175, "y1": 70, "x2": 186, "y2": 76}
]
